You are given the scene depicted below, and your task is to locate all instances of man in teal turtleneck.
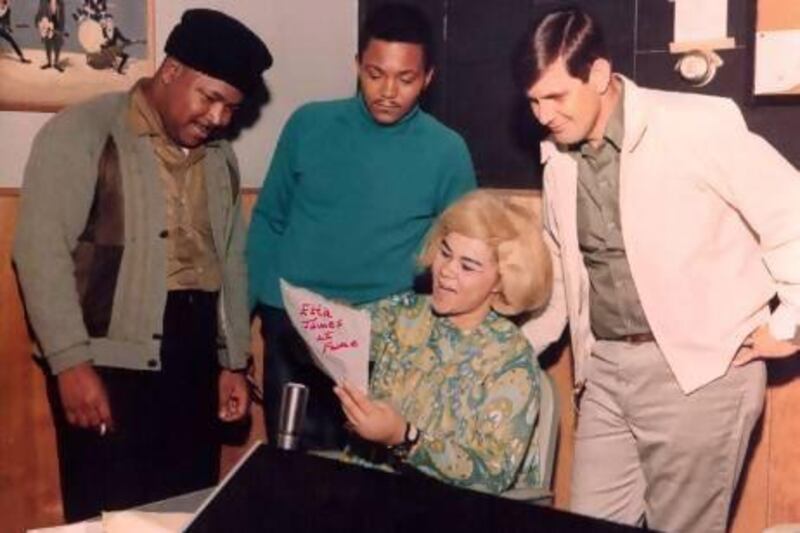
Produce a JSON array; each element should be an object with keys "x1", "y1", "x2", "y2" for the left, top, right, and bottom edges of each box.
[{"x1": 247, "y1": 4, "x2": 476, "y2": 450}]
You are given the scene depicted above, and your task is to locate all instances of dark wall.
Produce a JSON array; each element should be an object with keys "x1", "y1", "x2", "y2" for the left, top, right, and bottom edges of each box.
[{"x1": 360, "y1": 0, "x2": 800, "y2": 189}]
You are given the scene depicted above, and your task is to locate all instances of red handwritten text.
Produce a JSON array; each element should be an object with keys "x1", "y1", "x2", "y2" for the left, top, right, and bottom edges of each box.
[{"x1": 323, "y1": 339, "x2": 359, "y2": 354}]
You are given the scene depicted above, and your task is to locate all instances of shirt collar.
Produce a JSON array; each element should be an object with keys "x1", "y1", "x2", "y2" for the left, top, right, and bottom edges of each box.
[
  {"x1": 437, "y1": 308, "x2": 500, "y2": 339},
  {"x1": 128, "y1": 79, "x2": 166, "y2": 139},
  {"x1": 602, "y1": 84, "x2": 625, "y2": 152},
  {"x1": 572, "y1": 84, "x2": 625, "y2": 156}
]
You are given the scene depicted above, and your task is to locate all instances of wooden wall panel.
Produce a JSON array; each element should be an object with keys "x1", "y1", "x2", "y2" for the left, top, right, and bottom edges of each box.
[
  {"x1": 546, "y1": 345, "x2": 575, "y2": 510},
  {"x1": 0, "y1": 192, "x2": 63, "y2": 531},
  {"x1": 219, "y1": 193, "x2": 267, "y2": 476},
  {"x1": 766, "y1": 359, "x2": 800, "y2": 525}
]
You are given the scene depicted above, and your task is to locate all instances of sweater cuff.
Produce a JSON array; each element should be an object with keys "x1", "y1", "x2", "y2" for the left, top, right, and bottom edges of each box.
[
  {"x1": 217, "y1": 346, "x2": 251, "y2": 371},
  {"x1": 47, "y1": 342, "x2": 92, "y2": 374}
]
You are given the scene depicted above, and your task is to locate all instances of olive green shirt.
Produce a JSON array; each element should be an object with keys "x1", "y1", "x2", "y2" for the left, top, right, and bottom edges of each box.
[
  {"x1": 570, "y1": 89, "x2": 651, "y2": 339},
  {"x1": 129, "y1": 83, "x2": 222, "y2": 291}
]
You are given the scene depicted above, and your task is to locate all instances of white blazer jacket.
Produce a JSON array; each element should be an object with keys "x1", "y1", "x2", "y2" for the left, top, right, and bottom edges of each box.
[{"x1": 523, "y1": 77, "x2": 800, "y2": 394}]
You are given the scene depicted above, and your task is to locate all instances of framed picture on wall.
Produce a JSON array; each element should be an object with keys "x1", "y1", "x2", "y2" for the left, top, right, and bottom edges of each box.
[
  {"x1": 751, "y1": 0, "x2": 800, "y2": 103},
  {"x1": 0, "y1": 0, "x2": 155, "y2": 113}
]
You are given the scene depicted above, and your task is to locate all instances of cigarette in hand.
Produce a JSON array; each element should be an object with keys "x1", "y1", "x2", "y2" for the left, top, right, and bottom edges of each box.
[{"x1": 99, "y1": 423, "x2": 107, "y2": 436}]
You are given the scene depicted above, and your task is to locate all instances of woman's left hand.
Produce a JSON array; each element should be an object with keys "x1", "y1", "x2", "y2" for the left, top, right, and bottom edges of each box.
[{"x1": 334, "y1": 382, "x2": 407, "y2": 446}]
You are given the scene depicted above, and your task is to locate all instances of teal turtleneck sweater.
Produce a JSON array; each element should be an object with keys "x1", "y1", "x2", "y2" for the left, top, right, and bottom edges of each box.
[{"x1": 247, "y1": 95, "x2": 476, "y2": 309}]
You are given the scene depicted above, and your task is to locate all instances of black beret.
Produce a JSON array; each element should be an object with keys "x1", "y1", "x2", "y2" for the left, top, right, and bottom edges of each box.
[{"x1": 165, "y1": 9, "x2": 272, "y2": 95}]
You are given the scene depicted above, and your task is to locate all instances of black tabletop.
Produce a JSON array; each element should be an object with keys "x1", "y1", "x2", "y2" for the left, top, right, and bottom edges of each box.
[{"x1": 185, "y1": 445, "x2": 638, "y2": 532}]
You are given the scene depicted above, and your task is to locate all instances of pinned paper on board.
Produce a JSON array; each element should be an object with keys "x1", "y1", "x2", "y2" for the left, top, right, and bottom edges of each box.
[
  {"x1": 669, "y1": 0, "x2": 735, "y2": 54},
  {"x1": 752, "y1": 0, "x2": 800, "y2": 100},
  {"x1": 754, "y1": 30, "x2": 800, "y2": 95},
  {"x1": 280, "y1": 280, "x2": 370, "y2": 391}
]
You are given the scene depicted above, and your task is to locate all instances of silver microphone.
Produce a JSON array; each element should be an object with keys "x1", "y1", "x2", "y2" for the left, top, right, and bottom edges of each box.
[{"x1": 276, "y1": 382, "x2": 308, "y2": 451}]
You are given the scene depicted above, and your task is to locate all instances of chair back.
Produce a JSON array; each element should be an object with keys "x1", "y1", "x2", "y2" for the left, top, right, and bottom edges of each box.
[
  {"x1": 502, "y1": 369, "x2": 560, "y2": 505},
  {"x1": 537, "y1": 370, "x2": 559, "y2": 490}
]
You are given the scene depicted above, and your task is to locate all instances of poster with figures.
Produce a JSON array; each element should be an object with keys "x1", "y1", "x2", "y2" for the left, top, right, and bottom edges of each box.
[
  {"x1": 280, "y1": 279, "x2": 370, "y2": 391},
  {"x1": 0, "y1": 0, "x2": 153, "y2": 112}
]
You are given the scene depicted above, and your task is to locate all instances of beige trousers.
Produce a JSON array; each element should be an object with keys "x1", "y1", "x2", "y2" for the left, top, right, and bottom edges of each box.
[{"x1": 570, "y1": 340, "x2": 766, "y2": 533}]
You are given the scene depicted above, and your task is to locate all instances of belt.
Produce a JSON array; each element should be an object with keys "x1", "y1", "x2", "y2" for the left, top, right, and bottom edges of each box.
[{"x1": 599, "y1": 332, "x2": 655, "y2": 344}]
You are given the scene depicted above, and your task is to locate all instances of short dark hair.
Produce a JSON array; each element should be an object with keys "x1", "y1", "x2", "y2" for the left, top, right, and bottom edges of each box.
[
  {"x1": 515, "y1": 7, "x2": 608, "y2": 89},
  {"x1": 358, "y1": 4, "x2": 434, "y2": 71}
]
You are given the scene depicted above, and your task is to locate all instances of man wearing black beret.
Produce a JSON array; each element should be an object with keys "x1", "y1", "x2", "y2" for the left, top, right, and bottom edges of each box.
[{"x1": 14, "y1": 9, "x2": 271, "y2": 522}]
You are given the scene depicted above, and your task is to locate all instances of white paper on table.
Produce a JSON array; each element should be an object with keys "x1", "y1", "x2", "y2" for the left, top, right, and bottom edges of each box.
[
  {"x1": 27, "y1": 522, "x2": 102, "y2": 533},
  {"x1": 280, "y1": 279, "x2": 370, "y2": 391},
  {"x1": 754, "y1": 30, "x2": 800, "y2": 95},
  {"x1": 102, "y1": 511, "x2": 192, "y2": 533},
  {"x1": 673, "y1": 0, "x2": 729, "y2": 43},
  {"x1": 26, "y1": 511, "x2": 191, "y2": 533}
]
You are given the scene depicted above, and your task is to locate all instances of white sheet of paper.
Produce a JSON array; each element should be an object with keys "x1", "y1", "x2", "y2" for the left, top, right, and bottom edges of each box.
[
  {"x1": 754, "y1": 30, "x2": 800, "y2": 95},
  {"x1": 27, "y1": 523, "x2": 102, "y2": 533},
  {"x1": 280, "y1": 280, "x2": 370, "y2": 391},
  {"x1": 102, "y1": 511, "x2": 191, "y2": 533},
  {"x1": 27, "y1": 511, "x2": 190, "y2": 533},
  {"x1": 673, "y1": 0, "x2": 729, "y2": 43}
]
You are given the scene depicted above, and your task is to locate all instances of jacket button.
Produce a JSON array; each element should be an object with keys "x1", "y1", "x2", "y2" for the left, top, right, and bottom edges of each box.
[
  {"x1": 147, "y1": 359, "x2": 158, "y2": 368},
  {"x1": 159, "y1": 230, "x2": 169, "y2": 238}
]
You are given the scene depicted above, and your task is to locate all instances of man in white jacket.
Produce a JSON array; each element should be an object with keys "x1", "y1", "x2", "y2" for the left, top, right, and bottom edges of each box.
[{"x1": 519, "y1": 7, "x2": 800, "y2": 532}]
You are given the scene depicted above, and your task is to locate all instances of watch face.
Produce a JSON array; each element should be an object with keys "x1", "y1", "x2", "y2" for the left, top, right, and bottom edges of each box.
[{"x1": 407, "y1": 424, "x2": 419, "y2": 443}]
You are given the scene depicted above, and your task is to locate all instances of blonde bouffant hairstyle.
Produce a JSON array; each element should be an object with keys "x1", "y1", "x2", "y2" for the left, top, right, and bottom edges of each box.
[{"x1": 419, "y1": 190, "x2": 553, "y2": 316}]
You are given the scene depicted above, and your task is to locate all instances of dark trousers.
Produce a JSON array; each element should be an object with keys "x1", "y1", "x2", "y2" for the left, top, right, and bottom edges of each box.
[
  {"x1": 43, "y1": 35, "x2": 62, "y2": 64},
  {"x1": 0, "y1": 28, "x2": 25, "y2": 59},
  {"x1": 257, "y1": 305, "x2": 347, "y2": 451},
  {"x1": 47, "y1": 291, "x2": 221, "y2": 523}
]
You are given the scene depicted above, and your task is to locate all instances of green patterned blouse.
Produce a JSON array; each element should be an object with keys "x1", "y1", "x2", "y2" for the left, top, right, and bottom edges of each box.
[{"x1": 349, "y1": 292, "x2": 541, "y2": 494}]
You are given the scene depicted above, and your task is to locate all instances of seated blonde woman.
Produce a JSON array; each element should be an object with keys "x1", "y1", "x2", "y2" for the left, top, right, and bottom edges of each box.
[{"x1": 334, "y1": 190, "x2": 553, "y2": 494}]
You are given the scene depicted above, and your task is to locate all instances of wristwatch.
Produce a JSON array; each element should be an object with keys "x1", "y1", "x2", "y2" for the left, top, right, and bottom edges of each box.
[{"x1": 389, "y1": 422, "x2": 420, "y2": 461}]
